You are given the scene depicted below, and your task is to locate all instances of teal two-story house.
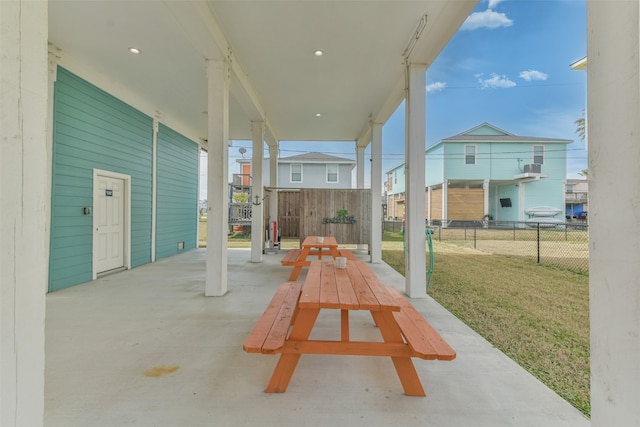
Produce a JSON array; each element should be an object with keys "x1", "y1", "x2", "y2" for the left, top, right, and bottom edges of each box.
[{"x1": 386, "y1": 123, "x2": 571, "y2": 225}]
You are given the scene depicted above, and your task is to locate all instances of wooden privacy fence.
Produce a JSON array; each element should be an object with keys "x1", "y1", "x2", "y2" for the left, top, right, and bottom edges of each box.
[
  {"x1": 263, "y1": 188, "x2": 371, "y2": 245},
  {"x1": 299, "y1": 189, "x2": 371, "y2": 245}
]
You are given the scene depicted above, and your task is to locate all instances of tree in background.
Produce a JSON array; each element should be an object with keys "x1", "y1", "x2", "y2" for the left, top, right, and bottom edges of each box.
[{"x1": 575, "y1": 110, "x2": 588, "y2": 178}]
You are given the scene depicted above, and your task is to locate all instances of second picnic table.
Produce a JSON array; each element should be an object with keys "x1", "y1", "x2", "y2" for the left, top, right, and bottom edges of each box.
[{"x1": 281, "y1": 235, "x2": 342, "y2": 280}]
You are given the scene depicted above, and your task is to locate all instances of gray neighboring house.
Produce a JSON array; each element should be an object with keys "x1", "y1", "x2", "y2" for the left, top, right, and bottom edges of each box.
[{"x1": 236, "y1": 152, "x2": 355, "y2": 189}]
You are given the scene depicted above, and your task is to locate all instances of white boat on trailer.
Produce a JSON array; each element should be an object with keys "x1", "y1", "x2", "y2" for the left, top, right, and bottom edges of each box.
[{"x1": 524, "y1": 206, "x2": 563, "y2": 217}]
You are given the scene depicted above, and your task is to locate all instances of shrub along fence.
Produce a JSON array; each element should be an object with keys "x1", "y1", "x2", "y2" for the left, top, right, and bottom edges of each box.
[{"x1": 383, "y1": 220, "x2": 589, "y2": 274}]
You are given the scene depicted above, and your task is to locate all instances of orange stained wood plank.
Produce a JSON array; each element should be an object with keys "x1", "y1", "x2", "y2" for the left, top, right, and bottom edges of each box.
[
  {"x1": 354, "y1": 261, "x2": 400, "y2": 311},
  {"x1": 319, "y1": 260, "x2": 340, "y2": 308},
  {"x1": 262, "y1": 284, "x2": 303, "y2": 353},
  {"x1": 334, "y1": 265, "x2": 360, "y2": 309},
  {"x1": 299, "y1": 260, "x2": 322, "y2": 308},
  {"x1": 345, "y1": 261, "x2": 381, "y2": 310},
  {"x1": 243, "y1": 282, "x2": 301, "y2": 353},
  {"x1": 281, "y1": 340, "x2": 413, "y2": 357},
  {"x1": 387, "y1": 287, "x2": 456, "y2": 361}
]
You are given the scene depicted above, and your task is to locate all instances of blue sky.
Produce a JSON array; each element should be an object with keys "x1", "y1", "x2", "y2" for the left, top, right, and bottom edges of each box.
[{"x1": 203, "y1": 0, "x2": 587, "y2": 197}]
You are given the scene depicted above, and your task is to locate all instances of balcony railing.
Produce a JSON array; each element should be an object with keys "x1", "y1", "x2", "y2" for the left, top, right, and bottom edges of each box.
[
  {"x1": 229, "y1": 203, "x2": 252, "y2": 223},
  {"x1": 565, "y1": 193, "x2": 588, "y2": 203}
]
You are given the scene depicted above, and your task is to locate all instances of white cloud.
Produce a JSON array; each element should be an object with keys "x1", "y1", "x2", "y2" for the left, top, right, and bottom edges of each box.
[
  {"x1": 426, "y1": 82, "x2": 447, "y2": 93},
  {"x1": 487, "y1": 0, "x2": 505, "y2": 9},
  {"x1": 461, "y1": 9, "x2": 513, "y2": 31},
  {"x1": 519, "y1": 69, "x2": 549, "y2": 81},
  {"x1": 479, "y1": 73, "x2": 516, "y2": 89}
]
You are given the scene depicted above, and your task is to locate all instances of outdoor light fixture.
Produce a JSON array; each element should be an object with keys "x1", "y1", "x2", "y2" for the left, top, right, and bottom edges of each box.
[
  {"x1": 128, "y1": 47, "x2": 141, "y2": 54},
  {"x1": 314, "y1": 50, "x2": 324, "y2": 56}
]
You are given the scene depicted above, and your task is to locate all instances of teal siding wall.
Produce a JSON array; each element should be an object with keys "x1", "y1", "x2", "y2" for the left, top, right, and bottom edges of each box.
[
  {"x1": 387, "y1": 164, "x2": 406, "y2": 195},
  {"x1": 155, "y1": 124, "x2": 199, "y2": 259},
  {"x1": 425, "y1": 144, "x2": 444, "y2": 186},
  {"x1": 494, "y1": 184, "x2": 520, "y2": 222},
  {"x1": 442, "y1": 143, "x2": 491, "y2": 180},
  {"x1": 49, "y1": 67, "x2": 153, "y2": 291},
  {"x1": 523, "y1": 179, "x2": 565, "y2": 213}
]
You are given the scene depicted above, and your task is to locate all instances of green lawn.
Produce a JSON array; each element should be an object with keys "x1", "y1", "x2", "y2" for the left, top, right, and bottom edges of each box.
[{"x1": 382, "y1": 236, "x2": 590, "y2": 417}]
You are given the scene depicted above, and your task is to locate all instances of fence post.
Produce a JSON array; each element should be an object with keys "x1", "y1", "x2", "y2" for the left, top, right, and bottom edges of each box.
[
  {"x1": 474, "y1": 225, "x2": 477, "y2": 249},
  {"x1": 537, "y1": 222, "x2": 541, "y2": 264}
]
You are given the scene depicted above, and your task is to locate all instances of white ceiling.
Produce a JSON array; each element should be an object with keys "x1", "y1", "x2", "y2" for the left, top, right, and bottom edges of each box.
[{"x1": 48, "y1": 1, "x2": 477, "y2": 147}]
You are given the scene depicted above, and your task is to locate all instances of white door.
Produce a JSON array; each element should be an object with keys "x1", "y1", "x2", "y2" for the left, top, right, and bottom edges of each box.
[{"x1": 94, "y1": 175, "x2": 125, "y2": 273}]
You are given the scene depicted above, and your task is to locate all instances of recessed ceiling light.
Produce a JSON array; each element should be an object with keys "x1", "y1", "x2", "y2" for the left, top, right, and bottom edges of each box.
[
  {"x1": 315, "y1": 113, "x2": 322, "y2": 117},
  {"x1": 313, "y1": 50, "x2": 324, "y2": 57},
  {"x1": 128, "y1": 47, "x2": 141, "y2": 54}
]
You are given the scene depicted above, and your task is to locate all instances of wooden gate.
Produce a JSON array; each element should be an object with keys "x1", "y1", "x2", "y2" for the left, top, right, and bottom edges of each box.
[{"x1": 277, "y1": 190, "x2": 300, "y2": 238}]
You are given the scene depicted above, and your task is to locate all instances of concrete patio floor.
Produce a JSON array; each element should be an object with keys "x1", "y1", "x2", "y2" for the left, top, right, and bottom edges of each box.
[{"x1": 45, "y1": 248, "x2": 590, "y2": 427}]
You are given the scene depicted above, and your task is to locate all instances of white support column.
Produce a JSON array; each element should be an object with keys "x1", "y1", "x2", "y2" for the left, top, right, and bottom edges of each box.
[
  {"x1": 518, "y1": 183, "x2": 525, "y2": 222},
  {"x1": 483, "y1": 179, "x2": 490, "y2": 224},
  {"x1": 370, "y1": 123, "x2": 383, "y2": 263},
  {"x1": 251, "y1": 121, "x2": 264, "y2": 262},
  {"x1": 588, "y1": 2, "x2": 640, "y2": 425},
  {"x1": 483, "y1": 179, "x2": 490, "y2": 214},
  {"x1": 356, "y1": 143, "x2": 367, "y2": 250},
  {"x1": 205, "y1": 59, "x2": 230, "y2": 296},
  {"x1": 1, "y1": 1, "x2": 48, "y2": 425},
  {"x1": 404, "y1": 63, "x2": 427, "y2": 298},
  {"x1": 356, "y1": 144, "x2": 365, "y2": 188},
  {"x1": 269, "y1": 144, "x2": 279, "y2": 242}
]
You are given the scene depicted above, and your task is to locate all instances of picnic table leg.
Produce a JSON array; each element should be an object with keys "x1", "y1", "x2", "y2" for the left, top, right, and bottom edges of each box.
[
  {"x1": 265, "y1": 308, "x2": 320, "y2": 393},
  {"x1": 288, "y1": 266, "x2": 302, "y2": 281},
  {"x1": 371, "y1": 311, "x2": 426, "y2": 397},
  {"x1": 340, "y1": 309, "x2": 349, "y2": 341}
]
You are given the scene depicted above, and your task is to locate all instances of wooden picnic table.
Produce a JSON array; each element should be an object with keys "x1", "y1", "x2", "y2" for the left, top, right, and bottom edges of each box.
[
  {"x1": 281, "y1": 235, "x2": 342, "y2": 280},
  {"x1": 244, "y1": 258, "x2": 456, "y2": 396}
]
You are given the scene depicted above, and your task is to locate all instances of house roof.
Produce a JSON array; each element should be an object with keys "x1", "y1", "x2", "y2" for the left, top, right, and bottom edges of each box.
[
  {"x1": 434, "y1": 122, "x2": 572, "y2": 147},
  {"x1": 385, "y1": 162, "x2": 406, "y2": 174},
  {"x1": 278, "y1": 152, "x2": 355, "y2": 164}
]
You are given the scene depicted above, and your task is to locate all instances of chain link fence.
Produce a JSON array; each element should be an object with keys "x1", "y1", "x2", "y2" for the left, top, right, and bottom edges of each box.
[{"x1": 383, "y1": 220, "x2": 589, "y2": 274}]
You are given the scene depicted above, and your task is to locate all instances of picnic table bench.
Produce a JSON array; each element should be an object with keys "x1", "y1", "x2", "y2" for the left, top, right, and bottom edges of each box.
[
  {"x1": 243, "y1": 259, "x2": 456, "y2": 396},
  {"x1": 243, "y1": 282, "x2": 302, "y2": 354}
]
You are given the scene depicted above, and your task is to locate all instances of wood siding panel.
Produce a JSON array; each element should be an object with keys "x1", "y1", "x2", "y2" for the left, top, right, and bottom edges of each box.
[
  {"x1": 447, "y1": 188, "x2": 484, "y2": 220},
  {"x1": 49, "y1": 67, "x2": 153, "y2": 291},
  {"x1": 430, "y1": 189, "x2": 442, "y2": 220},
  {"x1": 155, "y1": 124, "x2": 199, "y2": 259}
]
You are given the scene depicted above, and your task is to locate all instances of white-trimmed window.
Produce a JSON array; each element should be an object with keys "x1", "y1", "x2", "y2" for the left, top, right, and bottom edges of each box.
[
  {"x1": 290, "y1": 164, "x2": 302, "y2": 183},
  {"x1": 326, "y1": 164, "x2": 338, "y2": 183},
  {"x1": 465, "y1": 144, "x2": 477, "y2": 165},
  {"x1": 533, "y1": 145, "x2": 544, "y2": 164}
]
